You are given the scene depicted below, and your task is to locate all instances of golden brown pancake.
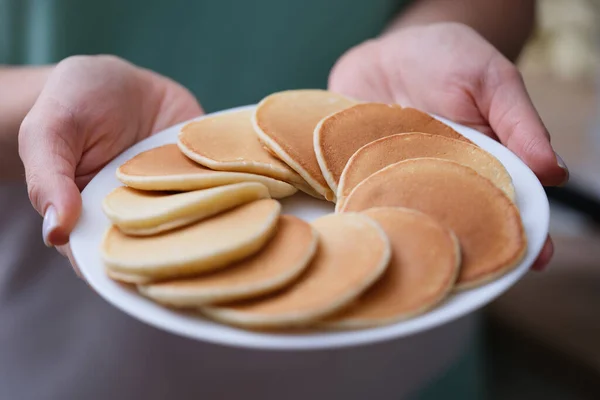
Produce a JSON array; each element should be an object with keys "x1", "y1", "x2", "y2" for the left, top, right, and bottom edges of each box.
[
  {"x1": 314, "y1": 103, "x2": 470, "y2": 192},
  {"x1": 102, "y1": 183, "x2": 270, "y2": 236},
  {"x1": 336, "y1": 133, "x2": 514, "y2": 210},
  {"x1": 252, "y1": 90, "x2": 355, "y2": 201},
  {"x1": 202, "y1": 213, "x2": 391, "y2": 329},
  {"x1": 138, "y1": 216, "x2": 318, "y2": 306},
  {"x1": 324, "y1": 207, "x2": 460, "y2": 328},
  {"x1": 177, "y1": 109, "x2": 305, "y2": 184},
  {"x1": 101, "y1": 199, "x2": 281, "y2": 279},
  {"x1": 342, "y1": 158, "x2": 527, "y2": 290},
  {"x1": 116, "y1": 144, "x2": 297, "y2": 198}
]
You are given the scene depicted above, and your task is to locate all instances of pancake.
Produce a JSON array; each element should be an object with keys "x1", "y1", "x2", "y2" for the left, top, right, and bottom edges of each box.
[
  {"x1": 178, "y1": 109, "x2": 309, "y2": 185},
  {"x1": 202, "y1": 213, "x2": 391, "y2": 329},
  {"x1": 116, "y1": 144, "x2": 297, "y2": 199},
  {"x1": 138, "y1": 215, "x2": 318, "y2": 306},
  {"x1": 336, "y1": 133, "x2": 515, "y2": 211},
  {"x1": 252, "y1": 89, "x2": 355, "y2": 201},
  {"x1": 101, "y1": 199, "x2": 281, "y2": 279},
  {"x1": 106, "y1": 268, "x2": 154, "y2": 285},
  {"x1": 342, "y1": 158, "x2": 527, "y2": 290},
  {"x1": 314, "y1": 103, "x2": 470, "y2": 193},
  {"x1": 102, "y1": 183, "x2": 270, "y2": 236},
  {"x1": 324, "y1": 207, "x2": 460, "y2": 328}
]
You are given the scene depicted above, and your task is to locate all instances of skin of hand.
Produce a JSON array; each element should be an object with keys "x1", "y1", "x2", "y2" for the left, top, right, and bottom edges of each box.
[
  {"x1": 18, "y1": 55, "x2": 203, "y2": 265},
  {"x1": 328, "y1": 22, "x2": 569, "y2": 271}
]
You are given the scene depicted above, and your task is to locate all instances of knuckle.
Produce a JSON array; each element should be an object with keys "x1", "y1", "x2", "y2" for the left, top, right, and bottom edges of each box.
[
  {"x1": 498, "y1": 61, "x2": 521, "y2": 80},
  {"x1": 521, "y1": 134, "x2": 545, "y2": 156},
  {"x1": 487, "y1": 58, "x2": 522, "y2": 89},
  {"x1": 510, "y1": 131, "x2": 544, "y2": 159},
  {"x1": 25, "y1": 171, "x2": 43, "y2": 213}
]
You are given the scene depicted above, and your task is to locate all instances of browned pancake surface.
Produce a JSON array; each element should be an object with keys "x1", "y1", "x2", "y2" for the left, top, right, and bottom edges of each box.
[
  {"x1": 337, "y1": 133, "x2": 514, "y2": 208},
  {"x1": 116, "y1": 144, "x2": 296, "y2": 197},
  {"x1": 342, "y1": 158, "x2": 526, "y2": 289},
  {"x1": 315, "y1": 103, "x2": 470, "y2": 191},
  {"x1": 253, "y1": 90, "x2": 355, "y2": 200},
  {"x1": 118, "y1": 144, "x2": 204, "y2": 177},
  {"x1": 326, "y1": 207, "x2": 460, "y2": 327},
  {"x1": 178, "y1": 109, "x2": 301, "y2": 182}
]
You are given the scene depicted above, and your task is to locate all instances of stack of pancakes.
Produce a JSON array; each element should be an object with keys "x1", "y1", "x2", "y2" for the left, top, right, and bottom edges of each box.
[{"x1": 100, "y1": 89, "x2": 527, "y2": 331}]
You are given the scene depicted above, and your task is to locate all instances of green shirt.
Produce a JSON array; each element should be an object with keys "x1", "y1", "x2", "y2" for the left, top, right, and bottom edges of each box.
[
  {"x1": 1, "y1": 0, "x2": 404, "y2": 112},
  {"x1": 0, "y1": 1, "x2": 484, "y2": 399}
]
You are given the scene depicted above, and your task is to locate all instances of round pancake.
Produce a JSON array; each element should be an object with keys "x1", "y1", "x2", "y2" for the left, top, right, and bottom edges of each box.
[
  {"x1": 336, "y1": 133, "x2": 515, "y2": 211},
  {"x1": 252, "y1": 89, "x2": 355, "y2": 201},
  {"x1": 101, "y1": 199, "x2": 281, "y2": 279},
  {"x1": 342, "y1": 158, "x2": 527, "y2": 290},
  {"x1": 138, "y1": 215, "x2": 318, "y2": 306},
  {"x1": 314, "y1": 103, "x2": 470, "y2": 193},
  {"x1": 116, "y1": 144, "x2": 297, "y2": 199},
  {"x1": 202, "y1": 213, "x2": 391, "y2": 329},
  {"x1": 324, "y1": 207, "x2": 460, "y2": 328},
  {"x1": 102, "y1": 183, "x2": 270, "y2": 236},
  {"x1": 178, "y1": 109, "x2": 304, "y2": 184}
]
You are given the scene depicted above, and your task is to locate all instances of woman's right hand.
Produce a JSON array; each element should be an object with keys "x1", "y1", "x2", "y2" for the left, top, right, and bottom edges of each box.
[{"x1": 19, "y1": 55, "x2": 203, "y2": 256}]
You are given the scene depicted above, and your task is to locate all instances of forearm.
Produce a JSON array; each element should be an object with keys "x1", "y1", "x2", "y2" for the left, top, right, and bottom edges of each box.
[
  {"x1": 386, "y1": 0, "x2": 535, "y2": 61},
  {"x1": 0, "y1": 65, "x2": 52, "y2": 180}
]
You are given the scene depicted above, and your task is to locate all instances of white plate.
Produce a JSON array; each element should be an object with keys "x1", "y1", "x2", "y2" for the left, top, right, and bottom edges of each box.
[{"x1": 70, "y1": 105, "x2": 549, "y2": 351}]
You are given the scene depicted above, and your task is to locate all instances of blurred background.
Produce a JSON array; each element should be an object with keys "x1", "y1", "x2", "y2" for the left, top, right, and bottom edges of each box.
[{"x1": 482, "y1": 0, "x2": 600, "y2": 398}]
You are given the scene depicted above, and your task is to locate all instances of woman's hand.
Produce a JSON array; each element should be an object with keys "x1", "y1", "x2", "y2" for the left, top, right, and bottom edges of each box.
[
  {"x1": 329, "y1": 22, "x2": 568, "y2": 270},
  {"x1": 19, "y1": 55, "x2": 203, "y2": 250}
]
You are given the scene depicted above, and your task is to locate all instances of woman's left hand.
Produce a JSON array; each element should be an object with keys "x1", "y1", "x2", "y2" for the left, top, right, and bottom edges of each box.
[{"x1": 329, "y1": 22, "x2": 569, "y2": 271}]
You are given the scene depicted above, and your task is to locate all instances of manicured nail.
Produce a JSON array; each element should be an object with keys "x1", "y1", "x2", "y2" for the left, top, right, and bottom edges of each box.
[
  {"x1": 555, "y1": 152, "x2": 569, "y2": 186},
  {"x1": 42, "y1": 205, "x2": 58, "y2": 247}
]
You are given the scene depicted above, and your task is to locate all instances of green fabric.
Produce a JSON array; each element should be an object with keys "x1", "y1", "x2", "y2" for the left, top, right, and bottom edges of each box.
[
  {"x1": 1, "y1": 0, "x2": 403, "y2": 112},
  {"x1": 0, "y1": 1, "x2": 485, "y2": 397}
]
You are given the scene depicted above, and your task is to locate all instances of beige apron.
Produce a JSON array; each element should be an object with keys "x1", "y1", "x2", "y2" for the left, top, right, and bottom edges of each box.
[{"x1": 0, "y1": 183, "x2": 472, "y2": 400}]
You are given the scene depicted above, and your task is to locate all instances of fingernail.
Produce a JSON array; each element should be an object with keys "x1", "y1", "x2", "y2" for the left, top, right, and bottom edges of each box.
[
  {"x1": 42, "y1": 205, "x2": 58, "y2": 247},
  {"x1": 555, "y1": 152, "x2": 569, "y2": 186}
]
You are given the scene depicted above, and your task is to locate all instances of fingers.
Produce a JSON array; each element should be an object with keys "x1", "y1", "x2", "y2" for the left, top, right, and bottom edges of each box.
[
  {"x1": 19, "y1": 97, "x2": 83, "y2": 247},
  {"x1": 478, "y1": 58, "x2": 569, "y2": 187},
  {"x1": 531, "y1": 236, "x2": 554, "y2": 271}
]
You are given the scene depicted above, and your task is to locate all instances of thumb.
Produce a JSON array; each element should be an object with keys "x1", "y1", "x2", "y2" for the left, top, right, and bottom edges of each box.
[
  {"x1": 478, "y1": 59, "x2": 569, "y2": 186},
  {"x1": 19, "y1": 99, "x2": 82, "y2": 247}
]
